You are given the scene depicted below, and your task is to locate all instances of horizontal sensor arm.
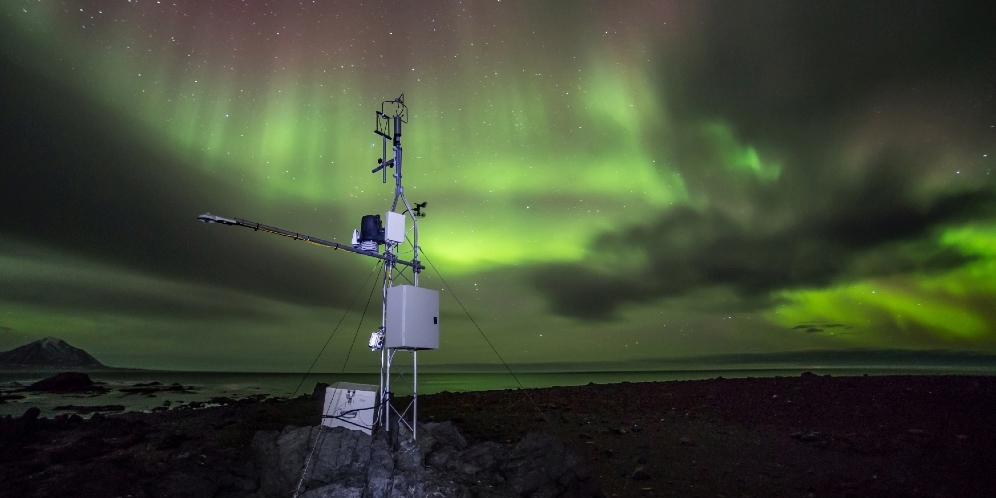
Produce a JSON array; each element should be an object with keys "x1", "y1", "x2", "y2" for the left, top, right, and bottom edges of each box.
[{"x1": 197, "y1": 213, "x2": 424, "y2": 271}]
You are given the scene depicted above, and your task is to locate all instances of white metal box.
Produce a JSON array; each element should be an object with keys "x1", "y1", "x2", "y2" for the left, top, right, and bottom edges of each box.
[
  {"x1": 385, "y1": 211, "x2": 405, "y2": 244},
  {"x1": 322, "y1": 382, "x2": 378, "y2": 434},
  {"x1": 386, "y1": 285, "x2": 439, "y2": 350}
]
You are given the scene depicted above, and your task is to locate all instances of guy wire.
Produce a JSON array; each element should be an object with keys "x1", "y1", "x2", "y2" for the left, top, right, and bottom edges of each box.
[
  {"x1": 340, "y1": 261, "x2": 385, "y2": 374},
  {"x1": 418, "y1": 249, "x2": 547, "y2": 422},
  {"x1": 293, "y1": 261, "x2": 384, "y2": 498},
  {"x1": 292, "y1": 260, "x2": 383, "y2": 397}
]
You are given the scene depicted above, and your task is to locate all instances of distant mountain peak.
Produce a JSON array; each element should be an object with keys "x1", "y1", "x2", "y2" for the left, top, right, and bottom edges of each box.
[
  {"x1": 41, "y1": 336, "x2": 67, "y2": 348},
  {"x1": 0, "y1": 337, "x2": 105, "y2": 369}
]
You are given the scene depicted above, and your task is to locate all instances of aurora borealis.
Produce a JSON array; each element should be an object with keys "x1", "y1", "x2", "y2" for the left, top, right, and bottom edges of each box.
[{"x1": 1, "y1": 1, "x2": 994, "y2": 372}]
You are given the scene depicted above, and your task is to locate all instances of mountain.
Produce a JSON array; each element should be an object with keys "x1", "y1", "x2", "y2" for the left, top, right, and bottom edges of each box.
[{"x1": 0, "y1": 337, "x2": 106, "y2": 369}]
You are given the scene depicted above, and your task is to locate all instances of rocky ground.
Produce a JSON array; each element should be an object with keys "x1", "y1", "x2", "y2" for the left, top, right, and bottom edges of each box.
[
  {"x1": 1, "y1": 374, "x2": 994, "y2": 497},
  {"x1": 420, "y1": 374, "x2": 996, "y2": 497}
]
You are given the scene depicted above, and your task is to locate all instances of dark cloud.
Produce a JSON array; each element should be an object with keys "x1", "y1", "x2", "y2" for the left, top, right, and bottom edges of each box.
[
  {"x1": 528, "y1": 2, "x2": 996, "y2": 321},
  {"x1": 791, "y1": 322, "x2": 852, "y2": 335},
  {"x1": 0, "y1": 275, "x2": 281, "y2": 322},
  {"x1": 0, "y1": 53, "x2": 369, "y2": 312},
  {"x1": 0, "y1": 326, "x2": 34, "y2": 352},
  {"x1": 532, "y1": 154, "x2": 994, "y2": 320},
  {"x1": 665, "y1": 1, "x2": 996, "y2": 141}
]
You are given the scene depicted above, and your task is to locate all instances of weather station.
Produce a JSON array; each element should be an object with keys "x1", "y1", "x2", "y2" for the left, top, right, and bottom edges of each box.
[{"x1": 197, "y1": 95, "x2": 438, "y2": 439}]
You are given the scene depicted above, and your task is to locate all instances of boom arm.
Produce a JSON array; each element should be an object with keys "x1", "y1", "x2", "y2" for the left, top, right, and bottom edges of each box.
[{"x1": 197, "y1": 213, "x2": 424, "y2": 271}]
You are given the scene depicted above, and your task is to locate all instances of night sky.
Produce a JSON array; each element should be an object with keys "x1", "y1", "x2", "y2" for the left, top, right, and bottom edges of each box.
[{"x1": 1, "y1": 1, "x2": 994, "y2": 372}]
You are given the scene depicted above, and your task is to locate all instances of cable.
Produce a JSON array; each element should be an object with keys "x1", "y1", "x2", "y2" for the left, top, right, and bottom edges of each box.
[
  {"x1": 292, "y1": 261, "x2": 382, "y2": 397},
  {"x1": 418, "y1": 249, "x2": 548, "y2": 422},
  {"x1": 294, "y1": 261, "x2": 384, "y2": 498},
  {"x1": 340, "y1": 262, "x2": 384, "y2": 372}
]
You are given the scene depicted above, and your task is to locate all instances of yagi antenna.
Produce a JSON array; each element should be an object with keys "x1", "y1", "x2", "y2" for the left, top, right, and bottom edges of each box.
[{"x1": 197, "y1": 94, "x2": 435, "y2": 440}]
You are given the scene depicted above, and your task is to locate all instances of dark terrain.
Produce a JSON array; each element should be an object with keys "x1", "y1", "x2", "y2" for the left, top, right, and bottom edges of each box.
[{"x1": 1, "y1": 374, "x2": 994, "y2": 497}]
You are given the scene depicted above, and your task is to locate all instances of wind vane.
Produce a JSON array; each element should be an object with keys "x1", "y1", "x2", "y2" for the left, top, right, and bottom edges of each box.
[{"x1": 198, "y1": 95, "x2": 438, "y2": 439}]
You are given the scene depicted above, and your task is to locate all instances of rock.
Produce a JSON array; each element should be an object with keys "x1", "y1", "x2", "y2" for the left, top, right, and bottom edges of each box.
[
  {"x1": 301, "y1": 482, "x2": 364, "y2": 498},
  {"x1": 312, "y1": 382, "x2": 330, "y2": 400},
  {"x1": 120, "y1": 381, "x2": 195, "y2": 396},
  {"x1": 252, "y1": 425, "x2": 321, "y2": 497},
  {"x1": 421, "y1": 467, "x2": 472, "y2": 498},
  {"x1": 53, "y1": 404, "x2": 126, "y2": 414},
  {"x1": 791, "y1": 431, "x2": 821, "y2": 442},
  {"x1": 157, "y1": 432, "x2": 189, "y2": 450},
  {"x1": 25, "y1": 372, "x2": 105, "y2": 393},
  {"x1": 426, "y1": 446, "x2": 459, "y2": 470},
  {"x1": 365, "y1": 431, "x2": 395, "y2": 498},
  {"x1": 630, "y1": 466, "x2": 652, "y2": 481},
  {"x1": 457, "y1": 442, "x2": 509, "y2": 475},
  {"x1": 419, "y1": 421, "x2": 467, "y2": 451},
  {"x1": 502, "y1": 432, "x2": 596, "y2": 497},
  {"x1": 1, "y1": 391, "x2": 27, "y2": 402},
  {"x1": 49, "y1": 435, "x2": 112, "y2": 464},
  {"x1": 22, "y1": 406, "x2": 41, "y2": 421},
  {"x1": 388, "y1": 472, "x2": 421, "y2": 498},
  {"x1": 250, "y1": 423, "x2": 599, "y2": 498},
  {"x1": 394, "y1": 425, "x2": 424, "y2": 473},
  {"x1": 2, "y1": 406, "x2": 43, "y2": 446},
  {"x1": 307, "y1": 427, "x2": 372, "y2": 490}
]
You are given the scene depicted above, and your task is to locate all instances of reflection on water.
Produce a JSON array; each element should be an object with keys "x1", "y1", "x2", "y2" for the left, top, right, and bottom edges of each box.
[{"x1": 2, "y1": 366, "x2": 993, "y2": 417}]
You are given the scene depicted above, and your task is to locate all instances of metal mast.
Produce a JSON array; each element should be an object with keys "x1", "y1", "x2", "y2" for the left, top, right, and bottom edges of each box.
[
  {"x1": 198, "y1": 95, "x2": 434, "y2": 439},
  {"x1": 373, "y1": 96, "x2": 426, "y2": 438}
]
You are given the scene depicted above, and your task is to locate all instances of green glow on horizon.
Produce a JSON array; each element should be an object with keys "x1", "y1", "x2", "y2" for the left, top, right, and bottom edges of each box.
[{"x1": 768, "y1": 224, "x2": 996, "y2": 341}]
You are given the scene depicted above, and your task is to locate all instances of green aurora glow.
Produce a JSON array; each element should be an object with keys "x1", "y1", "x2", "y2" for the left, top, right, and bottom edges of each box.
[{"x1": 1, "y1": 1, "x2": 994, "y2": 371}]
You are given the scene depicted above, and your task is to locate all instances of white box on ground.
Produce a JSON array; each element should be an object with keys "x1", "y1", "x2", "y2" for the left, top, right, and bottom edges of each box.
[
  {"x1": 386, "y1": 285, "x2": 440, "y2": 349},
  {"x1": 385, "y1": 211, "x2": 405, "y2": 244},
  {"x1": 322, "y1": 382, "x2": 378, "y2": 435}
]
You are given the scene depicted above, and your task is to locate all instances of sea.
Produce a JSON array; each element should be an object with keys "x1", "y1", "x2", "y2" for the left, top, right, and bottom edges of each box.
[{"x1": 2, "y1": 366, "x2": 994, "y2": 418}]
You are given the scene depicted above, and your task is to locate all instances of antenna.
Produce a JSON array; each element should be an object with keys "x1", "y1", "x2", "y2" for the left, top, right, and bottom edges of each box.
[
  {"x1": 197, "y1": 94, "x2": 436, "y2": 440},
  {"x1": 372, "y1": 94, "x2": 407, "y2": 185}
]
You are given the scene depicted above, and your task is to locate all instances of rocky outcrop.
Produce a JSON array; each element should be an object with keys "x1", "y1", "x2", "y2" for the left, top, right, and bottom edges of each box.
[
  {"x1": 251, "y1": 422, "x2": 603, "y2": 498},
  {"x1": 24, "y1": 372, "x2": 106, "y2": 393}
]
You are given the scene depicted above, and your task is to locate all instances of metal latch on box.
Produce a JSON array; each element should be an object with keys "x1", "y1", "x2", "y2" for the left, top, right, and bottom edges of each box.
[{"x1": 334, "y1": 390, "x2": 358, "y2": 419}]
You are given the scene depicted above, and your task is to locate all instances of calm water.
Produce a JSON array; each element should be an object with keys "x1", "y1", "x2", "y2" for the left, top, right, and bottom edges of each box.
[{"x1": 2, "y1": 366, "x2": 993, "y2": 417}]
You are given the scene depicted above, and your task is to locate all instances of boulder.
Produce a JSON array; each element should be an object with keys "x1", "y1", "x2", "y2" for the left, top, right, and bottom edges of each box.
[
  {"x1": 419, "y1": 421, "x2": 467, "y2": 451},
  {"x1": 365, "y1": 431, "x2": 396, "y2": 498},
  {"x1": 252, "y1": 425, "x2": 321, "y2": 497},
  {"x1": 25, "y1": 372, "x2": 105, "y2": 393},
  {"x1": 502, "y1": 432, "x2": 598, "y2": 497}
]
